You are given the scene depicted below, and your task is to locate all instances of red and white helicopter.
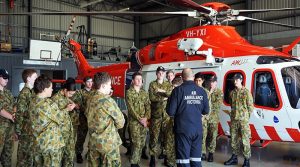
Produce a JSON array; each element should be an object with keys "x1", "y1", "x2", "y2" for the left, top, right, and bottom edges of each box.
[{"x1": 2, "y1": 0, "x2": 300, "y2": 146}]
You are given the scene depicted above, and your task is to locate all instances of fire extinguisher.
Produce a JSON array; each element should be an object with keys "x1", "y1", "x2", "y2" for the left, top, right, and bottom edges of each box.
[{"x1": 93, "y1": 40, "x2": 97, "y2": 56}]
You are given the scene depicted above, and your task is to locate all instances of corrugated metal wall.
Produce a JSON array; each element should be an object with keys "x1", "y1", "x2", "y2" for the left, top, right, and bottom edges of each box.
[
  {"x1": 139, "y1": 0, "x2": 300, "y2": 47},
  {"x1": 0, "y1": 0, "x2": 134, "y2": 54}
]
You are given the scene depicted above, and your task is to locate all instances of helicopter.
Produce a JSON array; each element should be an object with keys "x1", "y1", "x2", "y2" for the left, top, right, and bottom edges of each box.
[{"x1": 2, "y1": 0, "x2": 300, "y2": 146}]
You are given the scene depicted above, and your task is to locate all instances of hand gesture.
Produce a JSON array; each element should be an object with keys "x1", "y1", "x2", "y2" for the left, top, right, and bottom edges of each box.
[{"x1": 66, "y1": 103, "x2": 76, "y2": 111}]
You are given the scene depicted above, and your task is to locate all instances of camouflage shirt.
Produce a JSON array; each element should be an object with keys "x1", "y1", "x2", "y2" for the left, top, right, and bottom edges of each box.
[
  {"x1": 229, "y1": 87, "x2": 254, "y2": 121},
  {"x1": 126, "y1": 86, "x2": 151, "y2": 122},
  {"x1": 86, "y1": 91, "x2": 125, "y2": 152},
  {"x1": 29, "y1": 96, "x2": 65, "y2": 152},
  {"x1": 72, "y1": 88, "x2": 91, "y2": 115},
  {"x1": 0, "y1": 88, "x2": 14, "y2": 125},
  {"x1": 208, "y1": 88, "x2": 223, "y2": 124},
  {"x1": 148, "y1": 80, "x2": 172, "y2": 118},
  {"x1": 51, "y1": 91, "x2": 73, "y2": 135},
  {"x1": 15, "y1": 85, "x2": 35, "y2": 136},
  {"x1": 202, "y1": 87, "x2": 211, "y2": 121}
]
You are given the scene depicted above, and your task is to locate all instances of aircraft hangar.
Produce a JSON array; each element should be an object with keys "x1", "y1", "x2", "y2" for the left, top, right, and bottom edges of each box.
[{"x1": 1, "y1": 0, "x2": 300, "y2": 167}]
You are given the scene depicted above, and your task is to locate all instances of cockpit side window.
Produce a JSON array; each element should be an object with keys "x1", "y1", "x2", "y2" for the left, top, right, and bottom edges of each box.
[
  {"x1": 282, "y1": 66, "x2": 300, "y2": 109},
  {"x1": 252, "y1": 71, "x2": 280, "y2": 109}
]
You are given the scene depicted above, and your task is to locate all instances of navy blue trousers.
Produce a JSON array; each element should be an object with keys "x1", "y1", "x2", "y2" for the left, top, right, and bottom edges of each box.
[{"x1": 175, "y1": 132, "x2": 202, "y2": 167}]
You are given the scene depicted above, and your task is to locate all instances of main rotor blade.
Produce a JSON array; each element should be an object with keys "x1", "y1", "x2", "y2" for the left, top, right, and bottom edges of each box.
[
  {"x1": 169, "y1": 0, "x2": 211, "y2": 15},
  {"x1": 237, "y1": 16, "x2": 300, "y2": 28},
  {"x1": 238, "y1": 7, "x2": 300, "y2": 14},
  {"x1": 0, "y1": 11, "x2": 191, "y2": 16}
]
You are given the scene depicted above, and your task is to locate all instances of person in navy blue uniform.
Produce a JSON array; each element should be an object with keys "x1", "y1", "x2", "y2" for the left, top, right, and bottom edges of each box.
[{"x1": 167, "y1": 68, "x2": 210, "y2": 167}]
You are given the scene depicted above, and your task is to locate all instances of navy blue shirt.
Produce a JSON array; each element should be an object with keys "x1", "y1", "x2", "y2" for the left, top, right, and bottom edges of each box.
[{"x1": 167, "y1": 80, "x2": 209, "y2": 135}]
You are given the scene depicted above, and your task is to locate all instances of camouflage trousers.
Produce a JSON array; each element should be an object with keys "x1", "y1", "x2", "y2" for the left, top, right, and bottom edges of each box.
[
  {"x1": 17, "y1": 134, "x2": 33, "y2": 167},
  {"x1": 129, "y1": 120, "x2": 148, "y2": 164},
  {"x1": 202, "y1": 120, "x2": 218, "y2": 154},
  {"x1": 33, "y1": 148, "x2": 63, "y2": 167},
  {"x1": 62, "y1": 132, "x2": 75, "y2": 167},
  {"x1": 88, "y1": 146, "x2": 121, "y2": 167},
  {"x1": 73, "y1": 124, "x2": 78, "y2": 143},
  {"x1": 165, "y1": 118, "x2": 176, "y2": 167},
  {"x1": 0, "y1": 122, "x2": 14, "y2": 167},
  {"x1": 75, "y1": 112, "x2": 88, "y2": 155},
  {"x1": 230, "y1": 120, "x2": 251, "y2": 159},
  {"x1": 149, "y1": 116, "x2": 169, "y2": 156}
]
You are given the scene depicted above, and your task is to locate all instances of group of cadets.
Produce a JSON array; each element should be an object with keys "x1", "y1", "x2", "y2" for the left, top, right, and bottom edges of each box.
[
  {"x1": 0, "y1": 65, "x2": 253, "y2": 167},
  {"x1": 125, "y1": 67, "x2": 252, "y2": 167}
]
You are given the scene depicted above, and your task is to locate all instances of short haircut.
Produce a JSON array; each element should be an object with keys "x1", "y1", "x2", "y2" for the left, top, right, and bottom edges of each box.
[
  {"x1": 33, "y1": 74, "x2": 52, "y2": 94},
  {"x1": 194, "y1": 72, "x2": 205, "y2": 80},
  {"x1": 63, "y1": 77, "x2": 76, "y2": 91},
  {"x1": 93, "y1": 72, "x2": 111, "y2": 90},
  {"x1": 132, "y1": 72, "x2": 142, "y2": 80},
  {"x1": 22, "y1": 69, "x2": 37, "y2": 82},
  {"x1": 83, "y1": 76, "x2": 92, "y2": 82},
  {"x1": 172, "y1": 76, "x2": 183, "y2": 86},
  {"x1": 166, "y1": 70, "x2": 174, "y2": 76}
]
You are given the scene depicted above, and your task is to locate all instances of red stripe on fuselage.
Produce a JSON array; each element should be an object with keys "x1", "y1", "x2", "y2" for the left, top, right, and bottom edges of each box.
[
  {"x1": 264, "y1": 126, "x2": 282, "y2": 141},
  {"x1": 286, "y1": 128, "x2": 300, "y2": 142}
]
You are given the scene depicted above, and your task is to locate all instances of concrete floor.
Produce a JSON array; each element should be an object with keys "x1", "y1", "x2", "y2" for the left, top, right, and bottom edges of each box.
[{"x1": 8, "y1": 136, "x2": 300, "y2": 167}]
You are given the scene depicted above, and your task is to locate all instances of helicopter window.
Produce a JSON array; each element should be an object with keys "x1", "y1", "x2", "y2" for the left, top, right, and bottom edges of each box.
[
  {"x1": 257, "y1": 56, "x2": 300, "y2": 64},
  {"x1": 223, "y1": 71, "x2": 245, "y2": 105},
  {"x1": 252, "y1": 71, "x2": 279, "y2": 109},
  {"x1": 282, "y1": 66, "x2": 300, "y2": 109}
]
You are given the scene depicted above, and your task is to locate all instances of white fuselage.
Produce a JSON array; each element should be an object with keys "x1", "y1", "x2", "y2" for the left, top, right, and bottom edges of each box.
[{"x1": 141, "y1": 56, "x2": 300, "y2": 143}]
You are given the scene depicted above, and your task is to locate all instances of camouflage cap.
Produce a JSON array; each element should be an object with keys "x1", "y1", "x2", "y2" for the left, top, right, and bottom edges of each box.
[
  {"x1": 233, "y1": 73, "x2": 243, "y2": 80},
  {"x1": 210, "y1": 75, "x2": 218, "y2": 82},
  {"x1": 156, "y1": 66, "x2": 166, "y2": 73},
  {"x1": 0, "y1": 68, "x2": 9, "y2": 79}
]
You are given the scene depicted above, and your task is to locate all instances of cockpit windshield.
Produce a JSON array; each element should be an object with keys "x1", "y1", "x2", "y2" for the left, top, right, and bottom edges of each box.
[{"x1": 282, "y1": 66, "x2": 300, "y2": 109}]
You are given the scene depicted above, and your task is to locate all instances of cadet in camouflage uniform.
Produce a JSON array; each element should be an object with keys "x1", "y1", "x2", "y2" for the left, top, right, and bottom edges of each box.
[
  {"x1": 166, "y1": 70, "x2": 175, "y2": 84},
  {"x1": 165, "y1": 76, "x2": 183, "y2": 167},
  {"x1": 86, "y1": 72, "x2": 125, "y2": 167},
  {"x1": 72, "y1": 76, "x2": 93, "y2": 163},
  {"x1": 0, "y1": 69, "x2": 15, "y2": 167},
  {"x1": 15, "y1": 69, "x2": 38, "y2": 167},
  {"x1": 29, "y1": 75, "x2": 66, "y2": 167},
  {"x1": 51, "y1": 78, "x2": 77, "y2": 167},
  {"x1": 224, "y1": 73, "x2": 253, "y2": 167},
  {"x1": 126, "y1": 72, "x2": 151, "y2": 167},
  {"x1": 194, "y1": 72, "x2": 211, "y2": 161},
  {"x1": 204, "y1": 76, "x2": 223, "y2": 162},
  {"x1": 149, "y1": 66, "x2": 173, "y2": 167}
]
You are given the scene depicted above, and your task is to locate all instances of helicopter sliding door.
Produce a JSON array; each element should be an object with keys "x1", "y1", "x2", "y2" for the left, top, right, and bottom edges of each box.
[{"x1": 281, "y1": 66, "x2": 300, "y2": 142}]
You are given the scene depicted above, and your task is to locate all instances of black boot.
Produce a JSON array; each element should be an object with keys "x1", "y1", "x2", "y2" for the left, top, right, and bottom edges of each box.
[
  {"x1": 149, "y1": 156, "x2": 156, "y2": 167},
  {"x1": 131, "y1": 164, "x2": 140, "y2": 167},
  {"x1": 242, "y1": 159, "x2": 250, "y2": 167},
  {"x1": 125, "y1": 147, "x2": 131, "y2": 156},
  {"x1": 141, "y1": 148, "x2": 149, "y2": 160},
  {"x1": 224, "y1": 154, "x2": 238, "y2": 165},
  {"x1": 158, "y1": 151, "x2": 165, "y2": 159},
  {"x1": 76, "y1": 153, "x2": 83, "y2": 163},
  {"x1": 201, "y1": 153, "x2": 207, "y2": 161},
  {"x1": 207, "y1": 152, "x2": 214, "y2": 162}
]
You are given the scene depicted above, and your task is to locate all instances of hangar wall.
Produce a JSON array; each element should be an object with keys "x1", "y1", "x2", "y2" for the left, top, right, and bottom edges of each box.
[{"x1": 0, "y1": 0, "x2": 134, "y2": 55}]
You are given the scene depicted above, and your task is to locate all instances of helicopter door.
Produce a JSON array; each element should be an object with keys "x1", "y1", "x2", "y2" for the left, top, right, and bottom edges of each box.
[
  {"x1": 281, "y1": 66, "x2": 300, "y2": 136},
  {"x1": 251, "y1": 69, "x2": 291, "y2": 141}
]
